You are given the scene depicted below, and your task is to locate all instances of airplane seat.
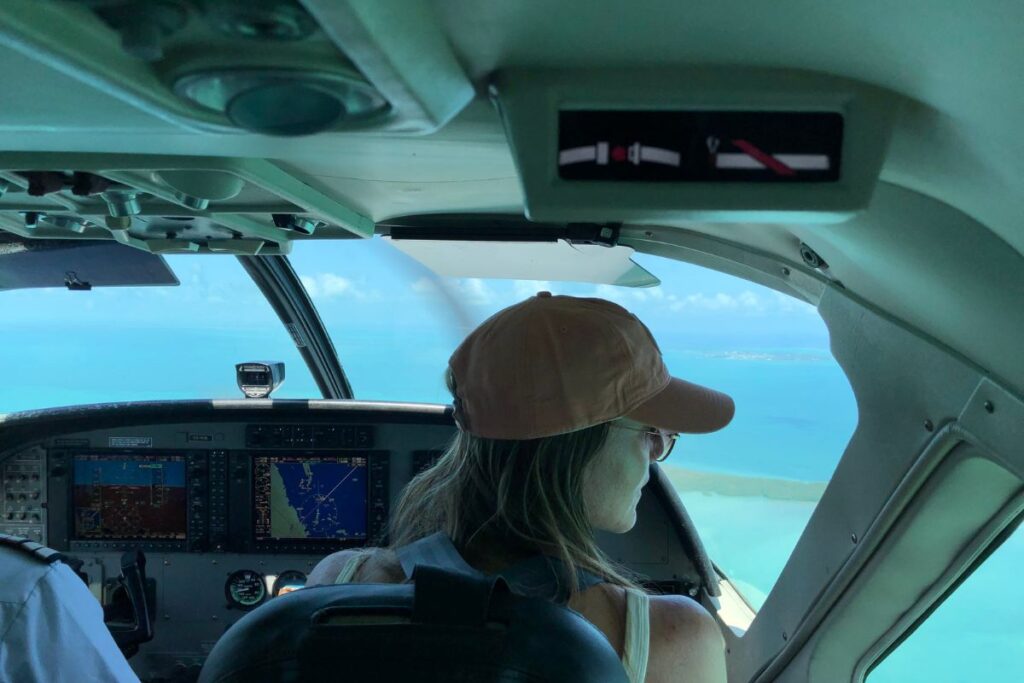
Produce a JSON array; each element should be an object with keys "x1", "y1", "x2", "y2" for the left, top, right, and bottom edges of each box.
[{"x1": 198, "y1": 564, "x2": 628, "y2": 683}]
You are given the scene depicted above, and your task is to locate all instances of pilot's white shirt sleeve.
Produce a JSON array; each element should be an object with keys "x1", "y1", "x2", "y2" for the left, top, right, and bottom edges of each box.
[{"x1": 0, "y1": 556, "x2": 139, "y2": 683}]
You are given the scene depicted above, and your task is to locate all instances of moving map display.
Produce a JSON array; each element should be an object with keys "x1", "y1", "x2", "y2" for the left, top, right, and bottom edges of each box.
[
  {"x1": 73, "y1": 454, "x2": 187, "y2": 540},
  {"x1": 254, "y1": 455, "x2": 368, "y2": 541}
]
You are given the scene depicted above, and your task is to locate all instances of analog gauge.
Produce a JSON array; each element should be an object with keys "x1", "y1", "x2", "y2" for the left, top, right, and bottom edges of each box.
[
  {"x1": 225, "y1": 569, "x2": 267, "y2": 610},
  {"x1": 271, "y1": 570, "x2": 307, "y2": 597}
]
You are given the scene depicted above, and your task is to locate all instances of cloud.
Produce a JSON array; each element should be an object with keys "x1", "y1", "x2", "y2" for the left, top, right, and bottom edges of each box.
[
  {"x1": 300, "y1": 273, "x2": 369, "y2": 300},
  {"x1": 593, "y1": 284, "x2": 643, "y2": 303},
  {"x1": 411, "y1": 277, "x2": 437, "y2": 294},
  {"x1": 772, "y1": 291, "x2": 817, "y2": 314},
  {"x1": 409, "y1": 276, "x2": 496, "y2": 306},
  {"x1": 457, "y1": 278, "x2": 496, "y2": 306},
  {"x1": 669, "y1": 290, "x2": 765, "y2": 312}
]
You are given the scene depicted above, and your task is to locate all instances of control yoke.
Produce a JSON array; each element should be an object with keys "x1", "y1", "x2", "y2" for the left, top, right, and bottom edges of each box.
[{"x1": 105, "y1": 548, "x2": 155, "y2": 658}]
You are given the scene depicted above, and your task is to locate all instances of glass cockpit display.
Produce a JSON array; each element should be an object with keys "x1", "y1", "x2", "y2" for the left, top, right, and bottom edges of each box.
[
  {"x1": 72, "y1": 454, "x2": 187, "y2": 540},
  {"x1": 253, "y1": 454, "x2": 368, "y2": 541}
]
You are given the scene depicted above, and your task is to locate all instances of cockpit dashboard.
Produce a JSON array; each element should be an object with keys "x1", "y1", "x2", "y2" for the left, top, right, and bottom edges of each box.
[{"x1": 0, "y1": 400, "x2": 704, "y2": 681}]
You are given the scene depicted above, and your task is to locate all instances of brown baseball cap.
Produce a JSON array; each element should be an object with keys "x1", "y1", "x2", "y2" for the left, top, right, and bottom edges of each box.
[{"x1": 448, "y1": 292, "x2": 735, "y2": 439}]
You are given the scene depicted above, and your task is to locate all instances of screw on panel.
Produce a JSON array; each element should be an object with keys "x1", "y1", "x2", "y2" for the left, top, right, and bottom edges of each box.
[
  {"x1": 163, "y1": 559, "x2": 171, "y2": 566},
  {"x1": 644, "y1": 231, "x2": 655, "y2": 238},
  {"x1": 782, "y1": 632, "x2": 788, "y2": 641},
  {"x1": 20, "y1": 211, "x2": 45, "y2": 228},
  {"x1": 52, "y1": 216, "x2": 86, "y2": 232},
  {"x1": 924, "y1": 420, "x2": 935, "y2": 432},
  {"x1": 851, "y1": 533, "x2": 858, "y2": 544},
  {"x1": 105, "y1": 215, "x2": 132, "y2": 231},
  {"x1": 173, "y1": 192, "x2": 209, "y2": 211},
  {"x1": 101, "y1": 188, "x2": 142, "y2": 218},
  {"x1": 799, "y1": 243, "x2": 828, "y2": 270},
  {"x1": 781, "y1": 267, "x2": 791, "y2": 276},
  {"x1": 984, "y1": 401, "x2": 995, "y2": 413}
]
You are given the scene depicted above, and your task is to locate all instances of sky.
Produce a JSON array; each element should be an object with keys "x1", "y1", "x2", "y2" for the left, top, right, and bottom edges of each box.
[
  {"x1": 3, "y1": 236, "x2": 857, "y2": 482},
  {"x1": 2, "y1": 236, "x2": 836, "y2": 410}
]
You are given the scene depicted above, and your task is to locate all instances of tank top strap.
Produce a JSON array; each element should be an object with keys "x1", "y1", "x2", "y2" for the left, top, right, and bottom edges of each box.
[
  {"x1": 333, "y1": 552, "x2": 372, "y2": 583},
  {"x1": 621, "y1": 588, "x2": 651, "y2": 683}
]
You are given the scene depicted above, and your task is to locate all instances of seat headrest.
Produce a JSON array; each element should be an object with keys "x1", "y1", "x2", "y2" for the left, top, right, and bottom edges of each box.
[{"x1": 198, "y1": 565, "x2": 628, "y2": 683}]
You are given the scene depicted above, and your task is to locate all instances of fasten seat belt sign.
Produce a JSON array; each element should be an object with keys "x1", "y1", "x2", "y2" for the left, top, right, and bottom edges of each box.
[
  {"x1": 557, "y1": 110, "x2": 842, "y2": 183},
  {"x1": 559, "y1": 142, "x2": 682, "y2": 167}
]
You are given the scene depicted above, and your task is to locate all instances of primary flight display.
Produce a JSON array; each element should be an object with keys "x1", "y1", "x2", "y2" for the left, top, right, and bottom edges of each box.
[{"x1": 72, "y1": 453, "x2": 188, "y2": 540}]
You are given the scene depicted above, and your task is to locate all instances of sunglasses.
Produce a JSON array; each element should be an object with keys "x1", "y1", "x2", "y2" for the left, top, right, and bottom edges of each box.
[{"x1": 610, "y1": 423, "x2": 679, "y2": 462}]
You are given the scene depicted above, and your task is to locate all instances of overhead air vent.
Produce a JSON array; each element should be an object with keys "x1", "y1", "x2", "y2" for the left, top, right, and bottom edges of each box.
[
  {"x1": 0, "y1": 0, "x2": 473, "y2": 135},
  {"x1": 173, "y1": 67, "x2": 389, "y2": 136}
]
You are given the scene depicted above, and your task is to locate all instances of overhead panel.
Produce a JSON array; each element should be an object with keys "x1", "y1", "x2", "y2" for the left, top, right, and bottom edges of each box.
[
  {"x1": 0, "y1": 153, "x2": 374, "y2": 255},
  {"x1": 493, "y1": 68, "x2": 903, "y2": 223}
]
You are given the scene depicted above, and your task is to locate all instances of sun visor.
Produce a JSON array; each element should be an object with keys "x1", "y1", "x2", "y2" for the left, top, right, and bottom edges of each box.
[
  {"x1": 0, "y1": 237, "x2": 178, "y2": 291},
  {"x1": 386, "y1": 238, "x2": 659, "y2": 287},
  {"x1": 492, "y1": 68, "x2": 903, "y2": 224}
]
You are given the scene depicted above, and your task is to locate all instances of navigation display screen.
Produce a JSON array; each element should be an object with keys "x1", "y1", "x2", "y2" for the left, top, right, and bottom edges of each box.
[
  {"x1": 73, "y1": 454, "x2": 187, "y2": 540},
  {"x1": 254, "y1": 455, "x2": 368, "y2": 541}
]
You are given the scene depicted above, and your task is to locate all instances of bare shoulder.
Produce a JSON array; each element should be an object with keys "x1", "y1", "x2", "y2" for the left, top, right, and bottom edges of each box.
[
  {"x1": 646, "y1": 594, "x2": 727, "y2": 683},
  {"x1": 307, "y1": 547, "x2": 404, "y2": 586}
]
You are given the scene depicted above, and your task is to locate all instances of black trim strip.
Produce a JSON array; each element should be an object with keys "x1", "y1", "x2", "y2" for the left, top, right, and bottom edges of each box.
[
  {"x1": 379, "y1": 214, "x2": 620, "y2": 246},
  {"x1": 0, "y1": 399, "x2": 454, "y2": 448}
]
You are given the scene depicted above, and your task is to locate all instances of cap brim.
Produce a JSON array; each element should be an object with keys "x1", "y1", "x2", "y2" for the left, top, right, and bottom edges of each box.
[{"x1": 626, "y1": 377, "x2": 735, "y2": 434}]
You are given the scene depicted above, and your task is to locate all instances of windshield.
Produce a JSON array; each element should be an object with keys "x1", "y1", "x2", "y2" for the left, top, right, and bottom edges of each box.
[
  {"x1": 1, "y1": 255, "x2": 318, "y2": 412},
  {"x1": 289, "y1": 236, "x2": 859, "y2": 608}
]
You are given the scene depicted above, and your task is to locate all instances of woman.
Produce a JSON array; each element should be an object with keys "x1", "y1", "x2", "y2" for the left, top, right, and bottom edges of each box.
[{"x1": 309, "y1": 293, "x2": 734, "y2": 683}]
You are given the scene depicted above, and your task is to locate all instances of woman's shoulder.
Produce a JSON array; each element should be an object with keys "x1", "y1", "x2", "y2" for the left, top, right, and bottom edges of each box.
[
  {"x1": 576, "y1": 585, "x2": 726, "y2": 681},
  {"x1": 307, "y1": 547, "x2": 405, "y2": 586},
  {"x1": 645, "y1": 593, "x2": 727, "y2": 682}
]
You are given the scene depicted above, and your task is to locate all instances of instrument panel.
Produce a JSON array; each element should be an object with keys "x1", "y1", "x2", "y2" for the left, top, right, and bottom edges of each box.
[{"x1": 44, "y1": 435, "x2": 391, "y2": 556}]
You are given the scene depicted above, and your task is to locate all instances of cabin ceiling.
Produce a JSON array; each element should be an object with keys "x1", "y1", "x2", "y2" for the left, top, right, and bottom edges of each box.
[{"x1": 0, "y1": 0, "x2": 1022, "y2": 393}]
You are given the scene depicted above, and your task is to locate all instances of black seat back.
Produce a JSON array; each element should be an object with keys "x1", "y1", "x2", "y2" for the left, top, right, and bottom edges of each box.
[{"x1": 198, "y1": 565, "x2": 628, "y2": 683}]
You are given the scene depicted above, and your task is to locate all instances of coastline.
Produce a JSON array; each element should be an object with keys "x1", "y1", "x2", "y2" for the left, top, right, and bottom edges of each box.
[{"x1": 660, "y1": 464, "x2": 827, "y2": 502}]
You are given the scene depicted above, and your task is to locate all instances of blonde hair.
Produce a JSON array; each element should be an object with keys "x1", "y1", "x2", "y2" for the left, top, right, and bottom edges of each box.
[{"x1": 388, "y1": 370, "x2": 641, "y2": 596}]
